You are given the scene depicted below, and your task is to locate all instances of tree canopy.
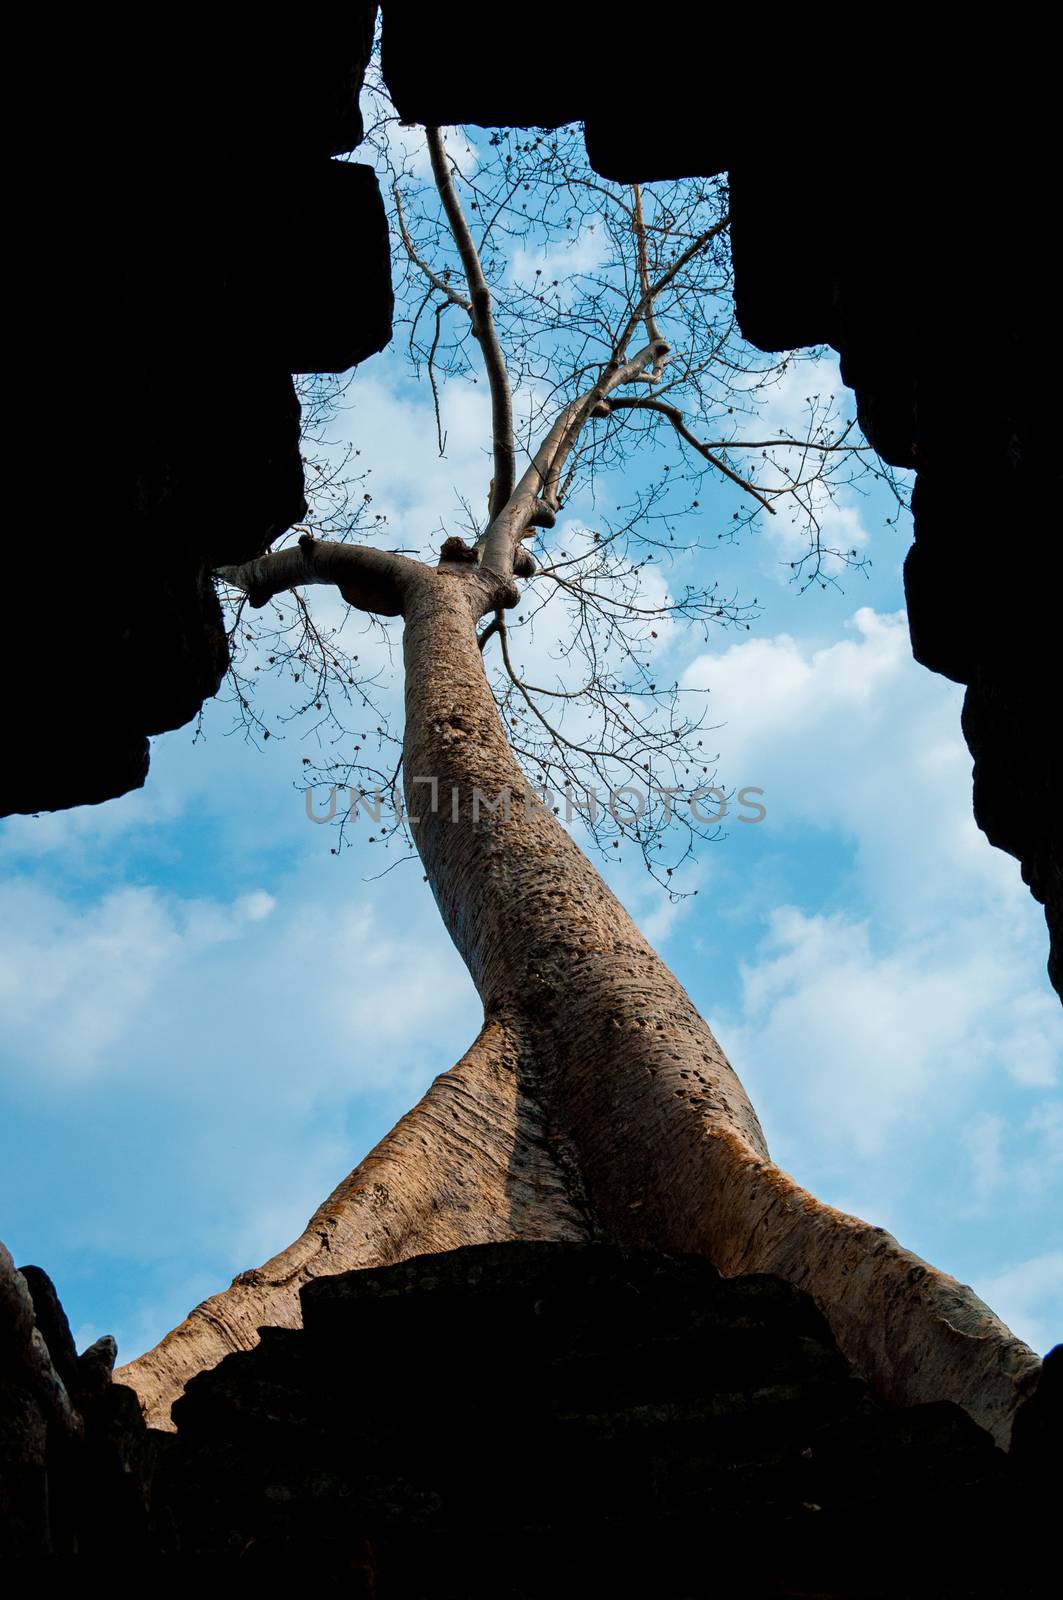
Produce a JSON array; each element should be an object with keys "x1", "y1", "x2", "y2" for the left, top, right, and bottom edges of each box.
[{"x1": 218, "y1": 81, "x2": 904, "y2": 883}]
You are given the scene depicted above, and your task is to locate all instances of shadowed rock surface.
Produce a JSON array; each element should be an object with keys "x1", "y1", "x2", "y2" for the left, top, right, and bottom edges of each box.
[
  {"x1": 104, "y1": 1243, "x2": 1063, "y2": 1589},
  {"x1": 4, "y1": 1241, "x2": 1057, "y2": 1584},
  {"x1": 0, "y1": 1244, "x2": 153, "y2": 1557},
  {"x1": 7, "y1": 8, "x2": 391, "y2": 817}
]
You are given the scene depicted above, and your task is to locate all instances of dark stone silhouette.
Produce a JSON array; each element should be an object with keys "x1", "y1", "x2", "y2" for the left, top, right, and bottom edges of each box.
[
  {"x1": 0, "y1": 1245, "x2": 153, "y2": 1557},
  {"x1": 6, "y1": 9, "x2": 390, "y2": 817},
  {"x1": 1010, "y1": 1340, "x2": 1063, "y2": 1512},
  {"x1": 4, "y1": 1240, "x2": 1056, "y2": 1590}
]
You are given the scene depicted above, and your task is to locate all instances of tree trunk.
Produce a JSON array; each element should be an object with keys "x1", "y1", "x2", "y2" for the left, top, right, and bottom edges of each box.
[{"x1": 118, "y1": 567, "x2": 1039, "y2": 1445}]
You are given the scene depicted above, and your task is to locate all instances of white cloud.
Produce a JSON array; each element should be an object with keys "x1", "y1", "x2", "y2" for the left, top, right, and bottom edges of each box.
[
  {"x1": 1013, "y1": 1100, "x2": 1063, "y2": 1207},
  {"x1": 727, "y1": 353, "x2": 876, "y2": 581},
  {"x1": 974, "y1": 1253, "x2": 1063, "y2": 1356},
  {"x1": 738, "y1": 353, "x2": 849, "y2": 440},
  {"x1": 0, "y1": 850, "x2": 482, "y2": 1363},
  {"x1": 508, "y1": 218, "x2": 609, "y2": 288},
  {"x1": 639, "y1": 885, "x2": 700, "y2": 948},
  {"x1": 236, "y1": 891, "x2": 276, "y2": 923},
  {"x1": 337, "y1": 368, "x2": 494, "y2": 554},
  {"x1": 0, "y1": 876, "x2": 477, "y2": 1101},
  {"x1": 0, "y1": 885, "x2": 183, "y2": 1081},
  {"x1": 963, "y1": 1112, "x2": 1006, "y2": 1207},
  {"x1": 719, "y1": 905, "x2": 1058, "y2": 1165},
  {"x1": 363, "y1": 107, "x2": 477, "y2": 187},
  {"x1": 681, "y1": 606, "x2": 1038, "y2": 934},
  {"x1": 764, "y1": 498, "x2": 869, "y2": 573}
]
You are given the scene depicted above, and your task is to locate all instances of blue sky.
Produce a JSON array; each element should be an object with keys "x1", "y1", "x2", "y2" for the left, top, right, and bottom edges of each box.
[{"x1": 1, "y1": 144, "x2": 1059, "y2": 1366}]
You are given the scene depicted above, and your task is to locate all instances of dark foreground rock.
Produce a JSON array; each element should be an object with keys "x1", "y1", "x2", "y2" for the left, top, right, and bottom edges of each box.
[
  {"x1": 6, "y1": 7, "x2": 391, "y2": 818},
  {"x1": 0, "y1": 1244, "x2": 153, "y2": 1557},
  {"x1": 4, "y1": 1240, "x2": 1057, "y2": 1588},
  {"x1": 152, "y1": 1242, "x2": 1051, "y2": 1592}
]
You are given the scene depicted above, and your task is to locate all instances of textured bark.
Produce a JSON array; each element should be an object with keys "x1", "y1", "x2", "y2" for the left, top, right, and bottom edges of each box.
[
  {"x1": 118, "y1": 1014, "x2": 589, "y2": 1429},
  {"x1": 119, "y1": 565, "x2": 1040, "y2": 1444}
]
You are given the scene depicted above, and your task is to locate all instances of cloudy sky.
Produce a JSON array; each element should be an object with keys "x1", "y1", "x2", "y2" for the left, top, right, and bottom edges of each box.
[{"x1": 1, "y1": 150, "x2": 1059, "y2": 1367}]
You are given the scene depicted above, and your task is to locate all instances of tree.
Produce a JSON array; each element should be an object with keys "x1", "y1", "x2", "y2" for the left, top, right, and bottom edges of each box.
[{"x1": 116, "y1": 110, "x2": 1035, "y2": 1445}]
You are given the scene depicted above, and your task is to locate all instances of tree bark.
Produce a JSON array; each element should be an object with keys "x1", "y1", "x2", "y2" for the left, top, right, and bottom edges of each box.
[{"x1": 118, "y1": 566, "x2": 1040, "y2": 1445}]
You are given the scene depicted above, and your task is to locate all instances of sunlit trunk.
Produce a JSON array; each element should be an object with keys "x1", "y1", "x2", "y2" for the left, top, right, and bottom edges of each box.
[{"x1": 119, "y1": 568, "x2": 1038, "y2": 1444}]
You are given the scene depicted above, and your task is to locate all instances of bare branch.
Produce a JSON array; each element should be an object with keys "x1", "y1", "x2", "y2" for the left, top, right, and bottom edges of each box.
[
  {"x1": 477, "y1": 610, "x2": 503, "y2": 653},
  {"x1": 614, "y1": 213, "x2": 730, "y2": 362},
  {"x1": 711, "y1": 437, "x2": 870, "y2": 454},
  {"x1": 426, "y1": 127, "x2": 515, "y2": 518},
  {"x1": 427, "y1": 301, "x2": 449, "y2": 456},
  {"x1": 632, "y1": 183, "x2": 665, "y2": 354},
  {"x1": 479, "y1": 334, "x2": 672, "y2": 578},
  {"x1": 217, "y1": 535, "x2": 422, "y2": 617},
  {"x1": 393, "y1": 183, "x2": 472, "y2": 312},
  {"x1": 607, "y1": 397, "x2": 778, "y2": 514}
]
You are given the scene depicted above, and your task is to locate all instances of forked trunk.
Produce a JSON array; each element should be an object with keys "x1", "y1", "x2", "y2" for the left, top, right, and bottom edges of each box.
[{"x1": 118, "y1": 567, "x2": 1039, "y2": 1444}]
